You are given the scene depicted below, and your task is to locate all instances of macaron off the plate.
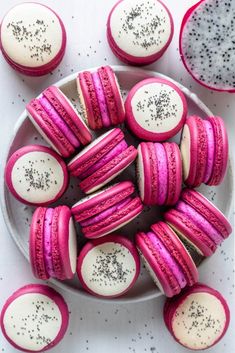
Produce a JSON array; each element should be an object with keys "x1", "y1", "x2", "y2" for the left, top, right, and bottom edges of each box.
[
  {"x1": 107, "y1": 0, "x2": 174, "y2": 65},
  {"x1": 0, "y1": 284, "x2": 69, "y2": 352},
  {"x1": 164, "y1": 283, "x2": 230, "y2": 350},
  {"x1": 27, "y1": 86, "x2": 92, "y2": 158},
  {"x1": 68, "y1": 128, "x2": 138, "y2": 194},
  {"x1": 0, "y1": 2, "x2": 67, "y2": 76},
  {"x1": 30, "y1": 205, "x2": 77, "y2": 281},
  {"x1": 72, "y1": 181, "x2": 143, "y2": 238}
]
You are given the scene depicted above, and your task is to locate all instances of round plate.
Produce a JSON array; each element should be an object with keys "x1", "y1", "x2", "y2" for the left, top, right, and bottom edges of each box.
[{"x1": 0, "y1": 66, "x2": 233, "y2": 303}]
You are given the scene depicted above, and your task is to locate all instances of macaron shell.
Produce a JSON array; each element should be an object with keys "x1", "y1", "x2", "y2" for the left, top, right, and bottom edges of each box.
[
  {"x1": 68, "y1": 128, "x2": 123, "y2": 175},
  {"x1": 43, "y1": 86, "x2": 92, "y2": 145},
  {"x1": 78, "y1": 71, "x2": 102, "y2": 129},
  {"x1": 164, "y1": 283, "x2": 230, "y2": 350},
  {"x1": 137, "y1": 142, "x2": 152, "y2": 205},
  {"x1": 30, "y1": 207, "x2": 49, "y2": 280},
  {"x1": 151, "y1": 222, "x2": 198, "y2": 286},
  {"x1": 106, "y1": 0, "x2": 174, "y2": 66},
  {"x1": 57, "y1": 206, "x2": 77, "y2": 279},
  {"x1": 79, "y1": 145, "x2": 137, "y2": 193},
  {"x1": 77, "y1": 234, "x2": 140, "y2": 298},
  {"x1": 180, "y1": 188, "x2": 232, "y2": 238},
  {"x1": 125, "y1": 78, "x2": 187, "y2": 141},
  {"x1": 72, "y1": 181, "x2": 134, "y2": 220},
  {"x1": 5, "y1": 145, "x2": 69, "y2": 206},
  {"x1": 83, "y1": 196, "x2": 143, "y2": 238},
  {"x1": 98, "y1": 66, "x2": 125, "y2": 124},
  {"x1": 164, "y1": 209, "x2": 217, "y2": 256},
  {"x1": 43, "y1": 208, "x2": 55, "y2": 278},
  {"x1": 203, "y1": 119, "x2": 215, "y2": 183},
  {"x1": 27, "y1": 99, "x2": 75, "y2": 157},
  {"x1": 0, "y1": 284, "x2": 69, "y2": 352},
  {"x1": 0, "y1": 3, "x2": 66, "y2": 76},
  {"x1": 136, "y1": 232, "x2": 180, "y2": 297},
  {"x1": 189, "y1": 116, "x2": 208, "y2": 187},
  {"x1": 164, "y1": 142, "x2": 182, "y2": 206},
  {"x1": 51, "y1": 206, "x2": 64, "y2": 280},
  {"x1": 207, "y1": 116, "x2": 229, "y2": 186}
]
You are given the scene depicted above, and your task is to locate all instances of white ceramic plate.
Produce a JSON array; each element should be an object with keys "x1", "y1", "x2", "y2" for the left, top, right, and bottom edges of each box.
[{"x1": 0, "y1": 66, "x2": 233, "y2": 303}]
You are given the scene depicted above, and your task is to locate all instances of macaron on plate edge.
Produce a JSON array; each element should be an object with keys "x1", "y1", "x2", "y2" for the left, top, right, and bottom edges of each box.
[{"x1": 1, "y1": 65, "x2": 233, "y2": 303}]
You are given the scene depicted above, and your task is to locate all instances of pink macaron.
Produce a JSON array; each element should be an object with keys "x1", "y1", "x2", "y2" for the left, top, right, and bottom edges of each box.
[
  {"x1": 125, "y1": 78, "x2": 187, "y2": 141},
  {"x1": 0, "y1": 3, "x2": 66, "y2": 76},
  {"x1": 5, "y1": 145, "x2": 68, "y2": 206},
  {"x1": 107, "y1": 0, "x2": 174, "y2": 66},
  {"x1": 136, "y1": 221, "x2": 198, "y2": 298},
  {"x1": 30, "y1": 205, "x2": 77, "y2": 281},
  {"x1": 137, "y1": 142, "x2": 182, "y2": 205},
  {"x1": 72, "y1": 181, "x2": 143, "y2": 238},
  {"x1": 68, "y1": 128, "x2": 138, "y2": 194},
  {"x1": 0, "y1": 284, "x2": 69, "y2": 352},
  {"x1": 180, "y1": 115, "x2": 229, "y2": 187},
  {"x1": 77, "y1": 66, "x2": 125, "y2": 130},
  {"x1": 164, "y1": 188, "x2": 232, "y2": 257},
  {"x1": 77, "y1": 234, "x2": 140, "y2": 298},
  {"x1": 164, "y1": 283, "x2": 230, "y2": 350},
  {"x1": 27, "y1": 86, "x2": 92, "y2": 158}
]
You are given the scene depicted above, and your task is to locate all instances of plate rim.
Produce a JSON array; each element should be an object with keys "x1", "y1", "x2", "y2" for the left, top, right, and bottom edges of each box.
[{"x1": 0, "y1": 65, "x2": 234, "y2": 304}]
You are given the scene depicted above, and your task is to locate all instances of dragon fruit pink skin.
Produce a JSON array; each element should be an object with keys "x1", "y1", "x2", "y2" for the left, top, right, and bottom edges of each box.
[{"x1": 179, "y1": 0, "x2": 235, "y2": 92}]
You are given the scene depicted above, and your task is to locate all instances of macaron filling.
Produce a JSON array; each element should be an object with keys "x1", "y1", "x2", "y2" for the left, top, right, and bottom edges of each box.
[
  {"x1": 39, "y1": 96, "x2": 80, "y2": 148},
  {"x1": 79, "y1": 140, "x2": 128, "y2": 179},
  {"x1": 155, "y1": 143, "x2": 168, "y2": 205},
  {"x1": 79, "y1": 196, "x2": 132, "y2": 227},
  {"x1": 147, "y1": 232, "x2": 187, "y2": 289},
  {"x1": 176, "y1": 201, "x2": 224, "y2": 246},
  {"x1": 92, "y1": 71, "x2": 111, "y2": 127},
  {"x1": 43, "y1": 208, "x2": 55, "y2": 278}
]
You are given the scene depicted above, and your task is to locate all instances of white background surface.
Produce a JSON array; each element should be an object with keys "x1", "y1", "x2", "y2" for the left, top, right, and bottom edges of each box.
[{"x1": 0, "y1": 1, "x2": 234, "y2": 352}]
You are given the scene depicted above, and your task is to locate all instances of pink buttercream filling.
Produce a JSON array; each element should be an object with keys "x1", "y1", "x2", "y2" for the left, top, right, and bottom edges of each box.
[
  {"x1": 147, "y1": 232, "x2": 187, "y2": 289},
  {"x1": 80, "y1": 197, "x2": 132, "y2": 227},
  {"x1": 176, "y1": 201, "x2": 223, "y2": 245},
  {"x1": 203, "y1": 120, "x2": 215, "y2": 183},
  {"x1": 40, "y1": 96, "x2": 80, "y2": 148},
  {"x1": 79, "y1": 139, "x2": 128, "y2": 179},
  {"x1": 43, "y1": 208, "x2": 55, "y2": 277},
  {"x1": 92, "y1": 71, "x2": 111, "y2": 127},
  {"x1": 155, "y1": 143, "x2": 168, "y2": 205}
]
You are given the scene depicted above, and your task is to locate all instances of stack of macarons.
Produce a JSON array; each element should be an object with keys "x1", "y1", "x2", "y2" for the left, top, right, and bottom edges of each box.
[
  {"x1": 72, "y1": 181, "x2": 143, "y2": 238},
  {"x1": 137, "y1": 142, "x2": 182, "y2": 205},
  {"x1": 27, "y1": 85, "x2": 92, "y2": 158},
  {"x1": 164, "y1": 188, "x2": 232, "y2": 257},
  {"x1": 180, "y1": 115, "x2": 229, "y2": 187},
  {"x1": 136, "y1": 221, "x2": 198, "y2": 297},
  {"x1": 30, "y1": 205, "x2": 77, "y2": 280},
  {"x1": 68, "y1": 128, "x2": 138, "y2": 194},
  {"x1": 77, "y1": 66, "x2": 125, "y2": 129}
]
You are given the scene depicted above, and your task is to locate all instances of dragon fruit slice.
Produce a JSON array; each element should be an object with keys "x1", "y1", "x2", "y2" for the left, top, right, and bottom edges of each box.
[{"x1": 180, "y1": 0, "x2": 235, "y2": 92}]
